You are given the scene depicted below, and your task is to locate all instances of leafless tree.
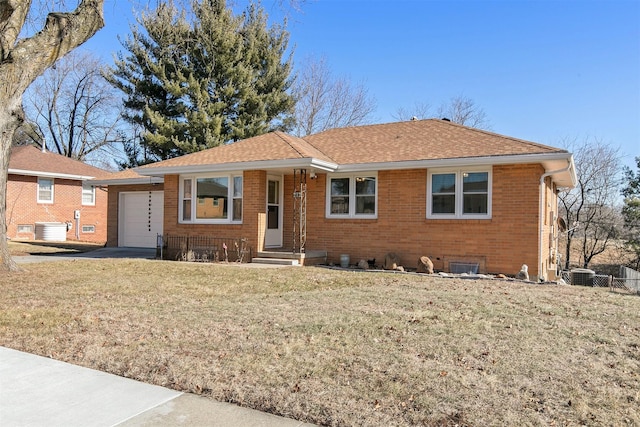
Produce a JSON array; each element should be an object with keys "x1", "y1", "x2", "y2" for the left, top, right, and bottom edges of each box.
[
  {"x1": 558, "y1": 138, "x2": 622, "y2": 269},
  {"x1": 392, "y1": 101, "x2": 432, "y2": 121},
  {"x1": 292, "y1": 57, "x2": 376, "y2": 136},
  {"x1": 0, "y1": 0, "x2": 105, "y2": 271},
  {"x1": 24, "y1": 50, "x2": 125, "y2": 165},
  {"x1": 436, "y1": 95, "x2": 491, "y2": 130},
  {"x1": 394, "y1": 95, "x2": 491, "y2": 130}
]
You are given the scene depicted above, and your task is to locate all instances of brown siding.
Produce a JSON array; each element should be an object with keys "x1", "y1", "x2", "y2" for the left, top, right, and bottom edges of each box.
[{"x1": 6, "y1": 174, "x2": 108, "y2": 243}]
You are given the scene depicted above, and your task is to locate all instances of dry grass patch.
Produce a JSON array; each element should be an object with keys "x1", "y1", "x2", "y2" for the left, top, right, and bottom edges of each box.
[{"x1": 1, "y1": 260, "x2": 639, "y2": 426}]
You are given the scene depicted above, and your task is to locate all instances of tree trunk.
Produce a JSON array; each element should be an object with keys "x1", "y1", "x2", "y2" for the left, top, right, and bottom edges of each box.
[
  {"x1": 0, "y1": 97, "x2": 22, "y2": 271},
  {"x1": 0, "y1": 0, "x2": 105, "y2": 271}
]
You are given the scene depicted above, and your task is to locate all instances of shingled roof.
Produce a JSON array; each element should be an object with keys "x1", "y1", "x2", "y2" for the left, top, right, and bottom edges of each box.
[
  {"x1": 304, "y1": 119, "x2": 567, "y2": 164},
  {"x1": 9, "y1": 145, "x2": 112, "y2": 180},
  {"x1": 136, "y1": 131, "x2": 334, "y2": 172},
  {"x1": 131, "y1": 119, "x2": 575, "y2": 186}
]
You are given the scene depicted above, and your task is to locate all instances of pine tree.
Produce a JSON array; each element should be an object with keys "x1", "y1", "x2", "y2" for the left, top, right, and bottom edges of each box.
[
  {"x1": 105, "y1": 0, "x2": 294, "y2": 160},
  {"x1": 622, "y1": 157, "x2": 640, "y2": 269}
]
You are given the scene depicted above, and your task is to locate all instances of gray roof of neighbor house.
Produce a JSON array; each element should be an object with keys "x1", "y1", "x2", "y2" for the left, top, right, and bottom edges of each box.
[
  {"x1": 9, "y1": 145, "x2": 112, "y2": 180},
  {"x1": 105, "y1": 119, "x2": 576, "y2": 187}
]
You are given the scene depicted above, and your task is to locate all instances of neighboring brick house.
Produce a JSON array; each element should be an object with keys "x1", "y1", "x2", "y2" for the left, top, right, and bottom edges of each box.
[
  {"x1": 7, "y1": 145, "x2": 111, "y2": 243},
  {"x1": 97, "y1": 119, "x2": 577, "y2": 280}
]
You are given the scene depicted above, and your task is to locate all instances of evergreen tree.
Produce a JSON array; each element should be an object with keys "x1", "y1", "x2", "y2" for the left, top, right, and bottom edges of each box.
[
  {"x1": 105, "y1": 0, "x2": 294, "y2": 160},
  {"x1": 622, "y1": 157, "x2": 640, "y2": 269}
]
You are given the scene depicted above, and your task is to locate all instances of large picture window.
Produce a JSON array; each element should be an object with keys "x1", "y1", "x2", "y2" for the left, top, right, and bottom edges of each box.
[
  {"x1": 326, "y1": 174, "x2": 377, "y2": 218},
  {"x1": 180, "y1": 174, "x2": 242, "y2": 223},
  {"x1": 427, "y1": 169, "x2": 491, "y2": 219}
]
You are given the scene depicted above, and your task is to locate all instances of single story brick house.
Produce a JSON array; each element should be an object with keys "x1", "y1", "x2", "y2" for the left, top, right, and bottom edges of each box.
[
  {"x1": 96, "y1": 119, "x2": 576, "y2": 280},
  {"x1": 7, "y1": 145, "x2": 111, "y2": 243}
]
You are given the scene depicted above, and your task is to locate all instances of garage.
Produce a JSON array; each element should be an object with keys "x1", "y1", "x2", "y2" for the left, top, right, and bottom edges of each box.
[{"x1": 118, "y1": 191, "x2": 164, "y2": 248}]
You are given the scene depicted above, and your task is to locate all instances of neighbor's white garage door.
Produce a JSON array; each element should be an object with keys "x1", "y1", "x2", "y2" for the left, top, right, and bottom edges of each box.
[{"x1": 119, "y1": 191, "x2": 164, "y2": 248}]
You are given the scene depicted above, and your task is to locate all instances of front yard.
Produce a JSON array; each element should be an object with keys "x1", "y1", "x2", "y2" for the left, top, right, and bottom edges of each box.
[{"x1": 1, "y1": 257, "x2": 638, "y2": 426}]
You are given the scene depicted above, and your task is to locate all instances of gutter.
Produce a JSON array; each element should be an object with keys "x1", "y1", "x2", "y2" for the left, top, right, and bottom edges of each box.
[{"x1": 538, "y1": 159, "x2": 574, "y2": 281}]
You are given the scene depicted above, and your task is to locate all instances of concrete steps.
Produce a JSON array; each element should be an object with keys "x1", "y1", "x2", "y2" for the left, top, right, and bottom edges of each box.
[{"x1": 252, "y1": 250, "x2": 327, "y2": 266}]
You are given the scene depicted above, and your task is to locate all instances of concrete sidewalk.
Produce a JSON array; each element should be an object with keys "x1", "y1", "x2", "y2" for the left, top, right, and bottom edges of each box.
[{"x1": 0, "y1": 347, "x2": 313, "y2": 427}]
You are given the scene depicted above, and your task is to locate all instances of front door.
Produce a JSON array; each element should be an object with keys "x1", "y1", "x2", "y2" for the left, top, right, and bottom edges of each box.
[{"x1": 265, "y1": 176, "x2": 283, "y2": 248}]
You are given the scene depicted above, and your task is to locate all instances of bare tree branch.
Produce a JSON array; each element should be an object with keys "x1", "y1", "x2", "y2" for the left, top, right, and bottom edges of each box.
[{"x1": 292, "y1": 56, "x2": 376, "y2": 136}]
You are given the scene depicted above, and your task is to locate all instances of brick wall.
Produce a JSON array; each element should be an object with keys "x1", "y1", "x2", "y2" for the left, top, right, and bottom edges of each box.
[
  {"x1": 289, "y1": 164, "x2": 547, "y2": 277},
  {"x1": 161, "y1": 171, "x2": 267, "y2": 254},
  {"x1": 156, "y1": 164, "x2": 552, "y2": 278},
  {"x1": 6, "y1": 174, "x2": 108, "y2": 243}
]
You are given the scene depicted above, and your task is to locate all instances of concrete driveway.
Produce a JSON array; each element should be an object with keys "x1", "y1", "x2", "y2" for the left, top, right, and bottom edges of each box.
[{"x1": 12, "y1": 247, "x2": 157, "y2": 264}]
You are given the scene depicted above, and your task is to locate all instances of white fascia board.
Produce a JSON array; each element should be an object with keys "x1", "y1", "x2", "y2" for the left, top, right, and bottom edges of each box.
[
  {"x1": 335, "y1": 152, "x2": 574, "y2": 172},
  {"x1": 89, "y1": 177, "x2": 165, "y2": 186},
  {"x1": 8, "y1": 168, "x2": 95, "y2": 181},
  {"x1": 135, "y1": 158, "x2": 338, "y2": 176}
]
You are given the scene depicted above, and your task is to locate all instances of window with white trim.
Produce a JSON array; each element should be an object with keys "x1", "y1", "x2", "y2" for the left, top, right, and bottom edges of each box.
[
  {"x1": 38, "y1": 178, "x2": 54, "y2": 203},
  {"x1": 180, "y1": 174, "x2": 242, "y2": 223},
  {"x1": 326, "y1": 174, "x2": 377, "y2": 218},
  {"x1": 82, "y1": 183, "x2": 95, "y2": 205},
  {"x1": 427, "y1": 169, "x2": 491, "y2": 219}
]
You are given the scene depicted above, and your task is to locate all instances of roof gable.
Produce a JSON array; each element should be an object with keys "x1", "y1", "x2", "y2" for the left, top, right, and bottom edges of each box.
[{"x1": 9, "y1": 145, "x2": 112, "y2": 180}]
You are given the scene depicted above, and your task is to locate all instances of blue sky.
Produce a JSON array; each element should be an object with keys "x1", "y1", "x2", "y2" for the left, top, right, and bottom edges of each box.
[{"x1": 84, "y1": 0, "x2": 640, "y2": 169}]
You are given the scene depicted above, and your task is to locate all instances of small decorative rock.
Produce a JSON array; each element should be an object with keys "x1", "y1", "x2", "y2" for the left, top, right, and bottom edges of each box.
[
  {"x1": 496, "y1": 274, "x2": 507, "y2": 279},
  {"x1": 395, "y1": 266, "x2": 405, "y2": 272},
  {"x1": 515, "y1": 264, "x2": 529, "y2": 280},
  {"x1": 357, "y1": 259, "x2": 369, "y2": 270},
  {"x1": 383, "y1": 252, "x2": 400, "y2": 270},
  {"x1": 416, "y1": 256, "x2": 434, "y2": 274}
]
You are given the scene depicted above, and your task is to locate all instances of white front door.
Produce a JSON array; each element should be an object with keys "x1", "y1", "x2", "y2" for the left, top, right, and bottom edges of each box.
[{"x1": 265, "y1": 176, "x2": 283, "y2": 248}]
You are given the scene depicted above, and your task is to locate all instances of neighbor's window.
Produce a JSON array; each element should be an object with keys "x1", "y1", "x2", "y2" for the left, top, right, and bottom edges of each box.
[
  {"x1": 326, "y1": 174, "x2": 377, "y2": 218},
  {"x1": 17, "y1": 225, "x2": 33, "y2": 234},
  {"x1": 180, "y1": 174, "x2": 242, "y2": 223},
  {"x1": 427, "y1": 169, "x2": 491, "y2": 219},
  {"x1": 82, "y1": 182, "x2": 95, "y2": 205},
  {"x1": 37, "y1": 178, "x2": 54, "y2": 203}
]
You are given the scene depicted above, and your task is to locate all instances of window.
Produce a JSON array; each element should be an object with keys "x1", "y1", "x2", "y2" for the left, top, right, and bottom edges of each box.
[
  {"x1": 82, "y1": 225, "x2": 95, "y2": 233},
  {"x1": 82, "y1": 183, "x2": 95, "y2": 205},
  {"x1": 17, "y1": 225, "x2": 33, "y2": 234},
  {"x1": 233, "y1": 176, "x2": 242, "y2": 221},
  {"x1": 38, "y1": 178, "x2": 54, "y2": 203},
  {"x1": 427, "y1": 169, "x2": 491, "y2": 219},
  {"x1": 326, "y1": 174, "x2": 377, "y2": 218},
  {"x1": 180, "y1": 174, "x2": 242, "y2": 223}
]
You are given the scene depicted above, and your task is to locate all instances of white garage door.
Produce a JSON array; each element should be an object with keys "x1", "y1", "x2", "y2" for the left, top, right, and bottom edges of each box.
[{"x1": 119, "y1": 191, "x2": 164, "y2": 248}]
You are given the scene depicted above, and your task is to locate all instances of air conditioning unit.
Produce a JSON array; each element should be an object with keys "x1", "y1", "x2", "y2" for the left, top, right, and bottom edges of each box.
[{"x1": 571, "y1": 268, "x2": 595, "y2": 286}]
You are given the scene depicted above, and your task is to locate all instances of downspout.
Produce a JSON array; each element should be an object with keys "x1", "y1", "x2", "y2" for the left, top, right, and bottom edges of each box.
[{"x1": 538, "y1": 161, "x2": 572, "y2": 281}]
